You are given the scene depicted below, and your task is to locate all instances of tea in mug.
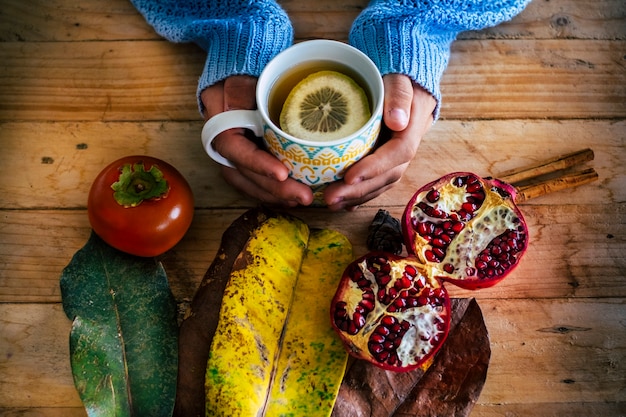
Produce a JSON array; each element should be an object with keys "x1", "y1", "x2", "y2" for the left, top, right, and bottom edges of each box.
[{"x1": 268, "y1": 60, "x2": 373, "y2": 142}]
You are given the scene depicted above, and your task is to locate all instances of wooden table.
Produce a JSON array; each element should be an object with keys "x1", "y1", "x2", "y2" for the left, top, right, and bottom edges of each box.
[{"x1": 1, "y1": 0, "x2": 625, "y2": 415}]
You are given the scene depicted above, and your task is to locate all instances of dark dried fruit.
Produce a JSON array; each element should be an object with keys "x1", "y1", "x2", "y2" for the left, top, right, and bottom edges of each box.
[{"x1": 367, "y1": 209, "x2": 403, "y2": 255}]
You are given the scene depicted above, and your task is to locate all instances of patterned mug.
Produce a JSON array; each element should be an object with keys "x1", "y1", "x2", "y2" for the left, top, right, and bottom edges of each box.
[{"x1": 201, "y1": 39, "x2": 384, "y2": 190}]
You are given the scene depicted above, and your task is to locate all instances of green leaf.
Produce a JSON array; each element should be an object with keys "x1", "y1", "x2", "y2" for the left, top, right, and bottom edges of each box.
[{"x1": 60, "y1": 232, "x2": 178, "y2": 417}]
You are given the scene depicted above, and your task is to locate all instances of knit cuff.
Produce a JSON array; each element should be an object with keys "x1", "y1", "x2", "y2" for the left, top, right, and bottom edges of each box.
[
  {"x1": 195, "y1": 18, "x2": 293, "y2": 114},
  {"x1": 350, "y1": 19, "x2": 457, "y2": 121}
]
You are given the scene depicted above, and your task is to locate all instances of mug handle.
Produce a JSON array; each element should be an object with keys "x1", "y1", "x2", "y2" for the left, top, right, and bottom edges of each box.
[{"x1": 201, "y1": 110, "x2": 264, "y2": 168}]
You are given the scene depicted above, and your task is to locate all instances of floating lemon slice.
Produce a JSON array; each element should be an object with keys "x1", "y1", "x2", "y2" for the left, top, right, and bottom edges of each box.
[{"x1": 280, "y1": 70, "x2": 371, "y2": 142}]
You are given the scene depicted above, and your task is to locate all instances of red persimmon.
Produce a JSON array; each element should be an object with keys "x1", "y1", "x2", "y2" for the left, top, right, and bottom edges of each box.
[{"x1": 88, "y1": 156, "x2": 194, "y2": 257}]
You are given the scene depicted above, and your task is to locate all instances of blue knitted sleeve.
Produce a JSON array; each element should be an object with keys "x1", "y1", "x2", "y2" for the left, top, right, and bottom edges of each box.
[
  {"x1": 130, "y1": 0, "x2": 293, "y2": 113},
  {"x1": 349, "y1": 0, "x2": 531, "y2": 119}
]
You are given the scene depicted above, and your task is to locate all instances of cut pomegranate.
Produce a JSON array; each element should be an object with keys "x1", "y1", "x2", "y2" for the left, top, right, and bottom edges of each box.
[
  {"x1": 402, "y1": 172, "x2": 528, "y2": 290},
  {"x1": 331, "y1": 252, "x2": 451, "y2": 372},
  {"x1": 332, "y1": 152, "x2": 599, "y2": 373}
]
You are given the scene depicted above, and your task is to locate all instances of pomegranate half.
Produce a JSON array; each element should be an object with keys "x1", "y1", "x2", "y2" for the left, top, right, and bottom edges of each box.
[
  {"x1": 330, "y1": 252, "x2": 450, "y2": 372},
  {"x1": 402, "y1": 172, "x2": 528, "y2": 290}
]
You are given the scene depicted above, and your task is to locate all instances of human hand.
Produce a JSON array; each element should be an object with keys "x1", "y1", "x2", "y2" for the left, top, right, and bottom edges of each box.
[
  {"x1": 323, "y1": 74, "x2": 437, "y2": 211},
  {"x1": 201, "y1": 75, "x2": 314, "y2": 207}
]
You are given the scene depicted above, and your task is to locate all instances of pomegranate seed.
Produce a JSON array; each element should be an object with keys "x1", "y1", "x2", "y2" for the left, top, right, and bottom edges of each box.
[
  {"x1": 466, "y1": 181, "x2": 482, "y2": 193},
  {"x1": 404, "y1": 264, "x2": 418, "y2": 277},
  {"x1": 476, "y1": 260, "x2": 488, "y2": 270},
  {"x1": 376, "y1": 326, "x2": 390, "y2": 336},
  {"x1": 432, "y1": 247, "x2": 445, "y2": 259},
  {"x1": 453, "y1": 176, "x2": 467, "y2": 187},
  {"x1": 381, "y1": 315, "x2": 396, "y2": 326},
  {"x1": 363, "y1": 289, "x2": 375, "y2": 300},
  {"x1": 395, "y1": 276, "x2": 412, "y2": 290},
  {"x1": 462, "y1": 202, "x2": 477, "y2": 213},
  {"x1": 452, "y1": 222, "x2": 464, "y2": 233},
  {"x1": 388, "y1": 287, "x2": 398, "y2": 299},
  {"x1": 369, "y1": 342, "x2": 384, "y2": 354},
  {"x1": 426, "y1": 189, "x2": 440, "y2": 203},
  {"x1": 353, "y1": 312, "x2": 366, "y2": 329},
  {"x1": 393, "y1": 298, "x2": 407, "y2": 309},
  {"x1": 361, "y1": 299, "x2": 374, "y2": 311},
  {"x1": 431, "y1": 237, "x2": 446, "y2": 248},
  {"x1": 417, "y1": 221, "x2": 434, "y2": 237},
  {"x1": 370, "y1": 333, "x2": 385, "y2": 344},
  {"x1": 378, "y1": 274, "x2": 391, "y2": 286},
  {"x1": 457, "y1": 210, "x2": 470, "y2": 221},
  {"x1": 443, "y1": 263, "x2": 455, "y2": 274}
]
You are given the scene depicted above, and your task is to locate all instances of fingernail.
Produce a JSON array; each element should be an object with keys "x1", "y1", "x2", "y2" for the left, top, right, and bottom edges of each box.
[{"x1": 389, "y1": 108, "x2": 409, "y2": 127}]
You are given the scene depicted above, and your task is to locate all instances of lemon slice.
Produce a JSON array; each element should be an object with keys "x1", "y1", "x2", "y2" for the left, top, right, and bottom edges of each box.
[{"x1": 280, "y1": 70, "x2": 371, "y2": 142}]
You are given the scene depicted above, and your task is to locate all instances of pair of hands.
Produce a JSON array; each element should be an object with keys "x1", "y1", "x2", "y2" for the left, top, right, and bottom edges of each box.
[{"x1": 201, "y1": 74, "x2": 436, "y2": 211}]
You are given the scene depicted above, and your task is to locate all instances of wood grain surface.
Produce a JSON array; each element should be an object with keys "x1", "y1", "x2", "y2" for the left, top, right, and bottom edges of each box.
[{"x1": 1, "y1": 0, "x2": 624, "y2": 415}]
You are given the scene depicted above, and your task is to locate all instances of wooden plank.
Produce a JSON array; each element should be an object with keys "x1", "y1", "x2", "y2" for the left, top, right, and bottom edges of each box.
[
  {"x1": 441, "y1": 39, "x2": 626, "y2": 119},
  {"x1": 0, "y1": 409, "x2": 86, "y2": 417},
  {"x1": 0, "y1": 121, "x2": 248, "y2": 210},
  {"x1": 0, "y1": 304, "x2": 83, "y2": 409},
  {"x1": 1, "y1": 0, "x2": 624, "y2": 42},
  {"x1": 1, "y1": 299, "x2": 623, "y2": 409},
  {"x1": 480, "y1": 298, "x2": 626, "y2": 405},
  {"x1": 473, "y1": 402, "x2": 626, "y2": 417},
  {"x1": 0, "y1": 202, "x2": 624, "y2": 304},
  {"x1": 1, "y1": 119, "x2": 623, "y2": 210},
  {"x1": 0, "y1": 41, "x2": 203, "y2": 122},
  {"x1": 462, "y1": 0, "x2": 626, "y2": 41},
  {"x1": 1, "y1": 39, "x2": 623, "y2": 122}
]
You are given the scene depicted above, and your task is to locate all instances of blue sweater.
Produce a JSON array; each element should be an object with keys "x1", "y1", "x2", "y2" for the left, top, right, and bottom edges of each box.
[{"x1": 130, "y1": 0, "x2": 531, "y2": 118}]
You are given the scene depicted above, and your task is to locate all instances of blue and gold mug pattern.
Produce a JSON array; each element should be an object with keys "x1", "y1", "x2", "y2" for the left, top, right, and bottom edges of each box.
[{"x1": 263, "y1": 116, "x2": 382, "y2": 186}]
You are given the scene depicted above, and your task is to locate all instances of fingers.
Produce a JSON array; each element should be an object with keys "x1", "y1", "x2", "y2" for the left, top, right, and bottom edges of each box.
[
  {"x1": 383, "y1": 74, "x2": 414, "y2": 131},
  {"x1": 212, "y1": 130, "x2": 290, "y2": 181},
  {"x1": 324, "y1": 82, "x2": 437, "y2": 210},
  {"x1": 201, "y1": 81, "x2": 225, "y2": 120},
  {"x1": 200, "y1": 75, "x2": 257, "y2": 119},
  {"x1": 223, "y1": 75, "x2": 257, "y2": 111},
  {"x1": 221, "y1": 166, "x2": 314, "y2": 207},
  {"x1": 200, "y1": 76, "x2": 313, "y2": 206}
]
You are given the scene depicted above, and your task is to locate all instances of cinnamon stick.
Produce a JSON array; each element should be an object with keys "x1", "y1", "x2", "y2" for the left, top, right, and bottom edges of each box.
[
  {"x1": 497, "y1": 148, "x2": 595, "y2": 185},
  {"x1": 513, "y1": 168, "x2": 599, "y2": 203}
]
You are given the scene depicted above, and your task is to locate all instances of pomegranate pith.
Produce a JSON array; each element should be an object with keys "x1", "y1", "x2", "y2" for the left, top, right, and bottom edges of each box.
[{"x1": 402, "y1": 172, "x2": 529, "y2": 290}]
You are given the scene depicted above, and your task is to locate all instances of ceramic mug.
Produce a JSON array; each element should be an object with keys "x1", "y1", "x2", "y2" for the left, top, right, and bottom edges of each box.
[{"x1": 201, "y1": 39, "x2": 384, "y2": 188}]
